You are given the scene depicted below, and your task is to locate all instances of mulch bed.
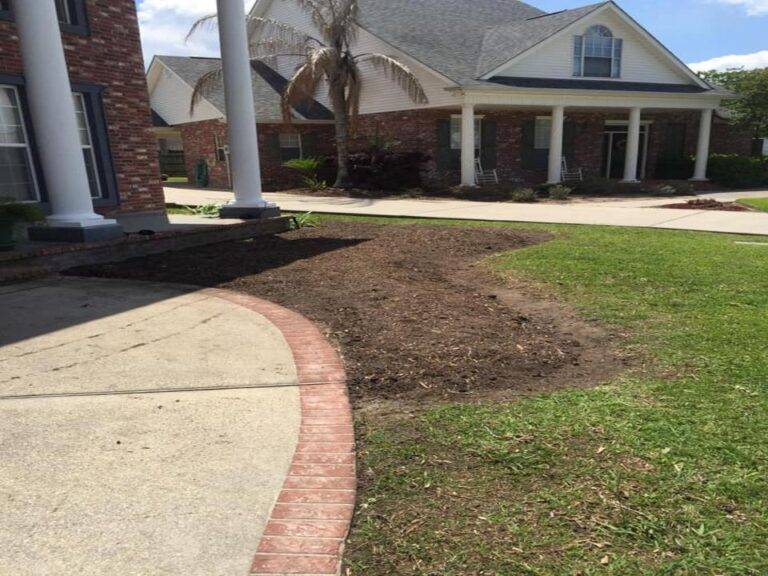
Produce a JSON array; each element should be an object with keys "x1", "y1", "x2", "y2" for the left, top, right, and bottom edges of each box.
[
  {"x1": 67, "y1": 221, "x2": 628, "y2": 403},
  {"x1": 663, "y1": 199, "x2": 750, "y2": 212}
]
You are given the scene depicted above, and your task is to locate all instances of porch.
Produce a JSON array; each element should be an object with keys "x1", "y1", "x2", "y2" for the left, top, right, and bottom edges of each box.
[{"x1": 453, "y1": 87, "x2": 724, "y2": 187}]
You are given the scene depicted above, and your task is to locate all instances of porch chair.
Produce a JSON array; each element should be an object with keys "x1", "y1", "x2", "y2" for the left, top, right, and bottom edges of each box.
[
  {"x1": 475, "y1": 158, "x2": 499, "y2": 185},
  {"x1": 561, "y1": 157, "x2": 584, "y2": 182}
]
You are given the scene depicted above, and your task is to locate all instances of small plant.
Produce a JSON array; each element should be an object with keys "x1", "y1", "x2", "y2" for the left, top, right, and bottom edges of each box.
[
  {"x1": 291, "y1": 211, "x2": 320, "y2": 230},
  {"x1": 184, "y1": 203, "x2": 222, "y2": 218},
  {"x1": 511, "y1": 188, "x2": 537, "y2": 203},
  {"x1": 284, "y1": 157, "x2": 328, "y2": 191},
  {"x1": 0, "y1": 198, "x2": 45, "y2": 251},
  {"x1": 547, "y1": 184, "x2": 572, "y2": 201}
]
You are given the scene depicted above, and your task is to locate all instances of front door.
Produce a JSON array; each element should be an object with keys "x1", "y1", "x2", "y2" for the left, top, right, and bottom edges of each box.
[{"x1": 602, "y1": 125, "x2": 648, "y2": 180}]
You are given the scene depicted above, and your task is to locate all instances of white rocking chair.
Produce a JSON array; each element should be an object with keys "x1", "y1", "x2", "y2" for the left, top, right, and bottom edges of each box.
[
  {"x1": 561, "y1": 157, "x2": 584, "y2": 182},
  {"x1": 475, "y1": 158, "x2": 499, "y2": 185}
]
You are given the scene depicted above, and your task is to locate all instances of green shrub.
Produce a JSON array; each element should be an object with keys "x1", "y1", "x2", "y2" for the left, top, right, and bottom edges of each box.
[
  {"x1": 547, "y1": 185, "x2": 572, "y2": 201},
  {"x1": 0, "y1": 199, "x2": 45, "y2": 223},
  {"x1": 291, "y1": 212, "x2": 320, "y2": 229},
  {"x1": 284, "y1": 157, "x2": 329, "y2": 190},
  {"x1": 183, "y1": 203, "x2": 222, "y2": 218},
  {"x1": 511, "y1": 188, "x2": 537, "y2": 203},
  {"x1": 707, "y1": 154, "x2": 768, "y2": 188}
]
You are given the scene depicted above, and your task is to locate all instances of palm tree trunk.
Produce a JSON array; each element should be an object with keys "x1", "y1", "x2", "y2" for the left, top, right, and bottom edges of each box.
[{"x1": 330, "y1": 84, "x2": 352, "y2": 188}]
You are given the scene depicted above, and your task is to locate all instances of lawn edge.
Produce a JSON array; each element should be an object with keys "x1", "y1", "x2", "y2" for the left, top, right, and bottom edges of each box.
[{"x1": 206, "y1": 289, "x2": 356, "y2": 576}]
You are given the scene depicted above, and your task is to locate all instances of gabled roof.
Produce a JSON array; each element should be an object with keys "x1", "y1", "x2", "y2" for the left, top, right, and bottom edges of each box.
[
  {"x1": 476, "y1": 3, "x2": 607, "y2": 78},
  {"x1": 356, "y1": 0, "x2": 544, "y2": 84},
  {"x1": 153, "y1": 55, "x2": 333, "y2": 122},
  {"x1": 250, "y1": 0, "x2": 714, "y2": 94}
]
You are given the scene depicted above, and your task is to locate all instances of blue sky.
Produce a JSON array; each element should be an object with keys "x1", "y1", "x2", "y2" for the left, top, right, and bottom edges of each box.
[{"x1": 136, "y1": 0, "x2": 768, "y2": 71}]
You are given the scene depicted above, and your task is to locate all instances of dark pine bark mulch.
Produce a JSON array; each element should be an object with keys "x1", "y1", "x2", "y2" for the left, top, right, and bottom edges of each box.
[{"x1": 67, "y1": 221, "x2": 627, "y2": 403}]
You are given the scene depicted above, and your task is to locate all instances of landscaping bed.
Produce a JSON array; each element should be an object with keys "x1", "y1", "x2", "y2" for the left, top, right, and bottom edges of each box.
[
  {"x1": 67, "y1": 221, "x2": 626, "y2": 402},
  {"x1": 663, "y1": 198, "x2": 752, "y2": 212}
]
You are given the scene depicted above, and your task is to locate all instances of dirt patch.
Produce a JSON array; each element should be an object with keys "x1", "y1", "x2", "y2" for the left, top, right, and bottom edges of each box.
[
  {"x1": 663, "y1": 199, "x2": 751, "y2": 212},
  {"x1": 67, "y1": 221, "x2": 629, "y2": 403}
]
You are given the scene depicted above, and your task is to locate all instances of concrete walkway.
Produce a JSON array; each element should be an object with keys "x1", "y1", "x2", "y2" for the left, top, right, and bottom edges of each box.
[
  {"x1": 0, "y1": 278, "x2": 300, "y2": 576},
  {"x1": 165, "y1": 186, "x2": 768, "y2": 236}
]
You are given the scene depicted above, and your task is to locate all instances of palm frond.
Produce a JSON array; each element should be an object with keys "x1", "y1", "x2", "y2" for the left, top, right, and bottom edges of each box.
[
  {"x1": 335, "y1": 0, "x2": 359, "y2": 45},
  {"x1": 346, "y1": 61, "x2": 362, "y2": 132},
  {"x1": 282, "y1": 60, "x2": 324, "y2": 122},
  {"x1": 189, "y1": 68, "x2": 224, "y2": 115},
  {"x1": 185, "y1": 13, "x2": 218, "y2": 43},
  {"x1": 247, "y1": 16, "x2": 318, "y2": 47},
  {"x1": 357, "y1": 53, "x2": 429, "y2": 105}
]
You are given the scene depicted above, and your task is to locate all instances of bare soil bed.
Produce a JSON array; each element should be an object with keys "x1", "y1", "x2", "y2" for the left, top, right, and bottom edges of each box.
[
  {"x1": 663, "y1": 198, "x2": 751, "y2": 212},
  {"x1": 67, "y1": 221, "x2": 628, "y2": 403}
]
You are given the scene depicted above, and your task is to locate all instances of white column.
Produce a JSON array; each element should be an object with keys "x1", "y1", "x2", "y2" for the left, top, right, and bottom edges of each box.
[
  {"x1": 217, "y1": 0, "x2": 269, "y2": 208},
  {"x1": 691, "y1": 108, "x2": 714, "y2": 181},
  {"x1": 460, "y1": 103, "x2": 476, "y2": 187},
  {"x1": 622, "y1": 107, "x2": 642, "y2": 183},
  {"x1": 547, "y1": 106, "x2": 565, "y2": 184},
  {"x1": 15, "y1": 0, "x2": 114, "y2": 228}
]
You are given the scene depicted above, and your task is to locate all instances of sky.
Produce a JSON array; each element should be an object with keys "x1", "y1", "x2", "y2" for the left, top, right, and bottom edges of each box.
[{"x1": 136, "y1": 0, "x2": 768, "y2": 72}]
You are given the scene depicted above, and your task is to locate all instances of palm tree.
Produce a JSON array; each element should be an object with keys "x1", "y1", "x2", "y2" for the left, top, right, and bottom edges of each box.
[{"x1": 188, "y1": 0, "x2": 429, "y2": 188}]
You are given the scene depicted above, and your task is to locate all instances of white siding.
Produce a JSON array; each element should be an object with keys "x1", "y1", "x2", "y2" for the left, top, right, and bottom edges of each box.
[
  {"x1": 496, "y1": 10, "x2": 693, "y2": 85},
  {"x1": 149, "y1": 64, "x2": 222, "y2": 126},
  {"x1": 257, "y1": 0, "x2": 459, "y2": 115}
]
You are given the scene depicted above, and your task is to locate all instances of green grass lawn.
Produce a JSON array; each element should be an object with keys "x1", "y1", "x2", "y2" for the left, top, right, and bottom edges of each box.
[
  {"x1": 164, "y1": 176, "x2": 189, "y2": 184},
  {"x1": 738, "y1": 197, "x2": 768, "y2": 212},
  {"x1": 341, "y1": 217, "x2": 768, "y2": 575}
]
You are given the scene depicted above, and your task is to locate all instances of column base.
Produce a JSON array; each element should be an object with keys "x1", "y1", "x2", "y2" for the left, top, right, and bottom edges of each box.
[
  {"x1": 689, "y1": 177, "x2": 709, "y2": 182},
  {"x1": 28, "y1": 223, "x2": 124, "y2": 244},
  {"x1": 620, "y1": 179, "x2": 640, "y2": 184},
  {"x1": 219, "y1": 205, "x2": 281, "y2": 220}
]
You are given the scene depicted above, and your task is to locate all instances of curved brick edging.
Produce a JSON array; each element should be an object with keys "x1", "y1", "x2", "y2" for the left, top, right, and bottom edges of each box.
[{"x1": 205, "y1": 289, "x2": 355, "y2": 576}]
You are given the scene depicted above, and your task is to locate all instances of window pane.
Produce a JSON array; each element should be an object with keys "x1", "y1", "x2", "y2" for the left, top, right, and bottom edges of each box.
[
  {"x1": 534, "y1": 118, "x2": 552, "y2": 150},
  {"x1": 612, "y1": 38, "x2": 623, "y2": 78},
  {"x1": 82, "y1": 149, "x2": 101, "y2": 198},
  {"x1": 0, "y1": 147, "x2": 36, "y2": 202},
  {"x1": 72, "y1": 94, "x2": 91, "y2": 146},
  {"x1": 0, "y1": 87, "x2": 26, "y2": 145},
  {"x1": 0, "y1": 0, "x2": 10, "y2": 12},
  {"x1": 55, "y1": 0, "x2": 72, "y2": 24},
  {"x1": 584, "y1": 57, "x2": 612, "y2": 77}
]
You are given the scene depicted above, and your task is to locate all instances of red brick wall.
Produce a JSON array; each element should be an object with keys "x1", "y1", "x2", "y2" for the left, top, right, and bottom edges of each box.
[
  {"x1": 179, "y1": 120, "x2": 335, "y2": 190},
  {"x1": 0, "y1": 0, "x2": 164, "y2": 216}
]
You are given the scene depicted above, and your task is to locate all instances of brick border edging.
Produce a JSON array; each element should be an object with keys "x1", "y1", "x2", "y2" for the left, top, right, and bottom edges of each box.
[{"x1": 205, "y1": 289, "x2": 355, "y2": 576}]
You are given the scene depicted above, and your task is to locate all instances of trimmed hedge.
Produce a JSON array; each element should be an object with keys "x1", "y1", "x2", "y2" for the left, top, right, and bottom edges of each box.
[{"x1": 707, "y1": 154, "x2": 768, "y2": 189}]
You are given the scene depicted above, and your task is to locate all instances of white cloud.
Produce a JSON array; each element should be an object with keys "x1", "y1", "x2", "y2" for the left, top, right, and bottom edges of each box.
[
  {"x1": 688, "y1": 50, "x2": 768, "y2": 71},
  {"x1": 715, "y1": 0, "x2": 768, "y2": 15},
  {"x1": 136, "y1": 0, "x2": 251, "y2": 64}
]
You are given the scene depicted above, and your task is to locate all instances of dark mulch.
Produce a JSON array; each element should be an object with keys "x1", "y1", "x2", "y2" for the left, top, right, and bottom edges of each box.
[
  {"x1": 67, "y1": 221, "x2": 628, "y2": 403},
  {"x1": 663, "y1": 199, "x2": 751, "y2": 212}
]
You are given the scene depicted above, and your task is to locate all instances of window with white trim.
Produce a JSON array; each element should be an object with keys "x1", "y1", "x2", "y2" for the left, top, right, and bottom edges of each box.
[
  {"x1": 0, "y1": 86, "x2": 39, "y2": 202},
  {"x1": 73, "y1": 93, "x2": 102, "y2": 199},
  {"x1": 573, "y1": 25, "x2": 622, "y2": 78},
  {"x1": 279, "y1": 132, "x2": 302, "y2": 161},
  {"x1": 449, "y1": 117, "x2": 482, "y2": 151},
  {"x1": 534, "y1": 117, "x2": 552, "y2": 150}
]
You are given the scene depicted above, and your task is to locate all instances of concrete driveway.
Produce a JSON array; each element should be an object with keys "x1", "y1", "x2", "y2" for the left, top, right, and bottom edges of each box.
[
  {"x1": 0, "y1": 278, "x2": 300, "y2": 576},
  {"x1": 165, "y1": 187, "x2": 768, "y2": 236}
]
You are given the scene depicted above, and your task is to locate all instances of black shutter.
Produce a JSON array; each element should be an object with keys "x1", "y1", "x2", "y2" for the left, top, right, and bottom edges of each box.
[
  {"x1": 481, "y1": 119, "x2": 497, "y2": 170},
  {"x1": 436, "y1": 119, "x2": 452, "y2": 171},
  {"x1": 563, "y1": 121, "x2": 577, "y2": 161},
  {"x1": 302, "y1": 132, "x2": 318, "y2": 158},
  {"x1": 264, "y1": 133, "x2": 282, "y2": 163},
  {"x1": 521, "y1": 120, "x2": 536, "y2": 170}
]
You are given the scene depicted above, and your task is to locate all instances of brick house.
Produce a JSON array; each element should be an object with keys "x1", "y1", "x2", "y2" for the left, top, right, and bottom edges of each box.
[
  {"x1": 150, "y1": 0, "x2": 754, "y2": 191},
  {"x1": 1, "y1": 0, "x2": 165, "y2": 241}
]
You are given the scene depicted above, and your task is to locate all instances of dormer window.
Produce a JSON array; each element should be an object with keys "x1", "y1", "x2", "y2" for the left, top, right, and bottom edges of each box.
[{"x1": 573, "y1": 25, "x2": 622, "y2": 78}]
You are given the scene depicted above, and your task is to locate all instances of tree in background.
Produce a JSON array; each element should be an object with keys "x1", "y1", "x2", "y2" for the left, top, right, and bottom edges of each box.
[
  {"x1": 699, "y1": 68, "x2": 768, "y2": 138},
  {"x1": 188, "y1": 0, "x2": 428, "y2": 188}
]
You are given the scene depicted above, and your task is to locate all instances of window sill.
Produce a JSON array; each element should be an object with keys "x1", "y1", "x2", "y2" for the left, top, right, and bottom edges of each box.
[{"x1": 0, "y1": 13, "x2": 90, "y2": 36}]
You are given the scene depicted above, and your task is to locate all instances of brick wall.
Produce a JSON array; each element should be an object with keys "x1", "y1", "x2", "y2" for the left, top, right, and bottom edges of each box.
[
  {"x1": 0, "y1": 0, "x2": 164, "y2": 216},
  {"x1": 179, "y1": 120, "x2": 336, "y2": 190}
]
